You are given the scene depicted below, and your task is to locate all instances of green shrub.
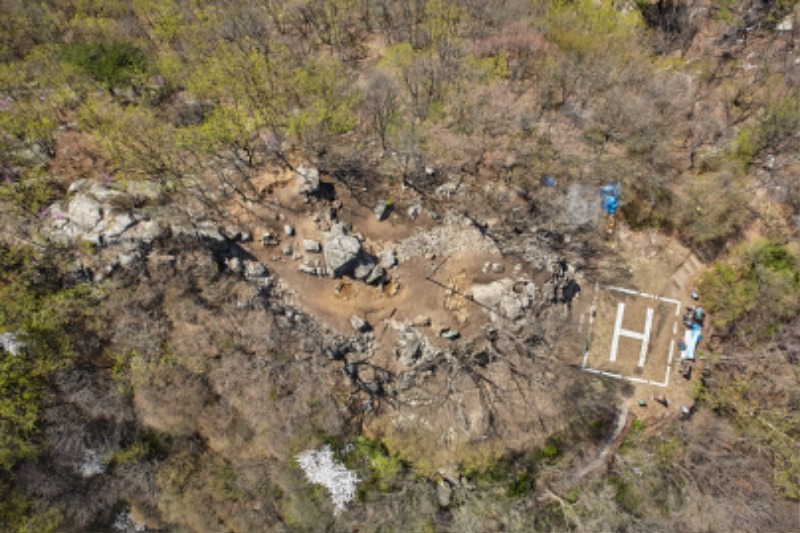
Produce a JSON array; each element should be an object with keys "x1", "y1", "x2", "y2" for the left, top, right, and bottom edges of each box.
[
  {"x1": 679, "y1": 173, "x2": 750, "y2": 254},
  {"x1": 352, "y1": 437, "x2": 404, "y2": 492},
  {"x1": 0, "y1": 478, "x2": 62, "y2": 533},
  {"x1": 731, "y1": 96, "x2": 800, "y2": 170},
  {"x1": 609, "y1": 475, "x2": 642, "y2": 516},
  {"x1": 507, "y1": 470, "x2": 535, "y2": 498},
  {"x1": 620, "y1": 184, "x2": 674, "y2": 231},
  {"x1": 700, "y1": 239, "x2": 800, "y2": 339},
  {"x1": 620, "y1": 418, "x2": 645, "y2": 454},
  {"x1": 112, "y1": 441, "x2": 150, "y2": 467},
  {"x1": 0, "y1": 245, "x2": 100, "y2": 469},
  {"x1": 543, "y1": 0, "x2": 643, "y2": 61},
  {"x1": 732, "y1": 127, "x2": 759, "y2": 169},
  {"x1": 63, "y1": 41, "x2": 147, "y2": 87},
  {"x1": 534, "y1": 435, "x2": 564, "y2": 463}
]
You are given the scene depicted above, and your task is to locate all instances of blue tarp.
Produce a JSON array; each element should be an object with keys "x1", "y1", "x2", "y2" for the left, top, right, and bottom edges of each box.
[
  {"x1": 600, "y1": 183, "x2": 621, "y2": 215},
  {"x1": 681, "y1": 323, "x2": 702, "y2": 361}
]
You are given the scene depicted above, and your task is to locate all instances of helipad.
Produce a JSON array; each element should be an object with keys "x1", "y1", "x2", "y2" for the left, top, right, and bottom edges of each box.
[{"x1": 582, "y1": 284, "x2": 682, "y2": 387}]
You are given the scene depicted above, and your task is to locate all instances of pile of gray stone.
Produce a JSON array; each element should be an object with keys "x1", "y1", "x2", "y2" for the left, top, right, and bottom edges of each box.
[{"x1": 295, "y1": 223, "x2": 387, "y2": 285}]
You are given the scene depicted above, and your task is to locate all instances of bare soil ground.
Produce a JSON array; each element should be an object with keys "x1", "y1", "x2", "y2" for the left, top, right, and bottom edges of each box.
[
  {"x1": 217, "y1": 169, "x2": 542, "y2": 372},
  {"x1": 218, "y1": 166, "x2": 710, "y2": 424}
]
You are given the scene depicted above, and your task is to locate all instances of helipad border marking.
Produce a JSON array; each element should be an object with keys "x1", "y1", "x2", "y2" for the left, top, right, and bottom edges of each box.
[
  {"x1": 582, "y1": 282, "x2": 600, "y2": 369},
  {"x1": 605, "y1": 285, "x2": 681, "y2": 306},
  {"x1": 582, "y1": 285, "x2": 682, "y2": 388}
]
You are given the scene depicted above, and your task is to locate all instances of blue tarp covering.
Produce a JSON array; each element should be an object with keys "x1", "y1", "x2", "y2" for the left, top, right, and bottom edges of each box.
[
  {"x1": 600, "y1": 183, "x2": 621, "y2": 215},
  {"x1": 681, "y1": 324, "x2": 702, "y2": 361}
]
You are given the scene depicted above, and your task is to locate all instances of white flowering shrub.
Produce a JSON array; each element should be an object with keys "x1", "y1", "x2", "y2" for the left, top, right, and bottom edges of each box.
[
  {"x1": 112, "y1": 508, "x2": 145, "y2": 532},
  {"x1": 296, "y1": 444, "x2": 360, "y2": 514},
  {"x1": 78, "y1": 449, "x2": 107, "y2": 478},
  {"x1": 0, "y1": 331, "x2": 21, "y2": 355}
]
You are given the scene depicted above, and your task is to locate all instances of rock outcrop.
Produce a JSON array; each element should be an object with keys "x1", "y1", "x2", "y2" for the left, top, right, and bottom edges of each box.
[
  {"x1": 295, "y1": 166, "x2": 320, "y2": 195},
  {"x1": 322, "y1": 224, "x2": 362, "y2": 278}
]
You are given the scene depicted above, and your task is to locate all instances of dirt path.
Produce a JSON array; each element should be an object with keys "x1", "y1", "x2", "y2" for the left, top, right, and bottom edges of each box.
[{"x1": 539, "y1": 403, "x2": 631, "y2": 500}]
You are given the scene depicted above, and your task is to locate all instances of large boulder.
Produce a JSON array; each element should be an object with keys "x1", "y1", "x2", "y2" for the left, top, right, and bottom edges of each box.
[
  {"x1": 323, "y1": 224, "x2": 362, "y2": 278},
  {"x1": 396, "y1": 327, "x2": 422, "y2": 366},
  {"x1": 68, "y1": 195, "x2": 102, "y2": 229},
  {"x1": 470, "y1": 279, "x2": 511, "y2": 309},
  {"x1": 295, "y1": 166, "x2": 320, "y2": 195},
  {"x1": 470, "y1": 278, "x2": 532, "y2": 320},
  {"x1": 123, "y1": 219, "x2": 164, "y2": 244},
  {"x1": 379, "y1": 248, "x2": 397, "y2": 269}
]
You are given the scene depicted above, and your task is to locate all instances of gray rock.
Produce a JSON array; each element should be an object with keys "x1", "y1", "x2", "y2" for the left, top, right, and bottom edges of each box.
[
  {"x1": 375, "y1": 200, "x2": 390, "y2": 221},
  {"x1": 777, "y1": 14, "x2": 793, "y2": 31},
  {"x1": 68, "y1": 178, "x2": 87, "y2": 194},
  {"x1": 525, "y1": 283, "x2": 537, "y2": 299},
  {"x1": 435, "y1": 181, "x2": 460, "y2": 199},
  {"x1": 102, "y1": 212, "x2": 137, "y2": 241},
  {"x1": 284, "y1": 224, "x2": 295, "y2": 236},
  {"x1": 322, "y1": 224, "x2": 362, "y2": 278},
  {"x1": 219, "y1": 226, "x2": 251, "y2": 242},
  {"x1": 351, "y1": 315, "x2": 370, "y2": 333},
  {"x1": 303, "y1": 239, "x2": 322, "y2": 253},
  {"x1": 49, "y1": 204, "x2": 69, "y2": 229},
  {"x1": 68, "y1": 195, "x2": 102, "y2": 229},
  {"x1": 353, "y1": 261, "x2": 374, "y2": 280},
  {"x1": 262, "y1": 231, "x2": 280, "y2": 247},
  {"x1": 220, "y1": 225, "x2": 243, "y2": 241},
  {"x1": 470, "y1": 280, "x2": 511, "y2": 309},
  {"x1": 80, "y1": 230, "x2": 104, "y2": 246},
  {"x1": 441, "y1": 328, "x2": 460, "y2": 340},
  {"x1": 436, "y1": 482, "x2": 452, "y2": 508},
  {"x1": 282, "y1": 244, "x2": 293, "y2": 256},
  {"x1": 243, "y1": 260, "x2": 267, "y2": 280},
  {"x1": 226, "y1": 256, "x2": 243, "y2": 274},
  {"x1": 397, "y1": 329, "x2": 422, "y2": 365},
  {"x1": 518, "y1": 293, "x2": 531, "y2": 309},
  {"x1": 88, "y1": 183, "x2": 126, "y2": 203},
  {"x1": 118, "y1": 252, "x2": 140, "y2": 269},
  {"x1": 407, "y1": 204, "x2": 421, "y2": 220},
  {"x1": 295, "y1": 166, "x2": 320, "y2": 195},
  {"x1": 379, "y1": 248, "x2": 397, "y2": 269},
  {"x1": 500, "y1": 295, "x2": 523, "y2": 320},
  {"x1": 192, "y1": 222, "x2": 226, "y2": 244},
  {"x1": 123, "y1": 219, "x2": 163, "y2": 244},
  {"x1": 298, "y1": 264, "x2": 317, "y2": 275},
  {"x1": 365, "y1": 264, "x2": 385, "y2": 285}
]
